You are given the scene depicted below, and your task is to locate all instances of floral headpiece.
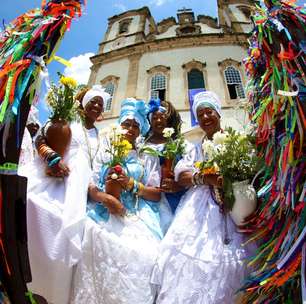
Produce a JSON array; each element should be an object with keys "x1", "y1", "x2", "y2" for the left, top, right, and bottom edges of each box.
[{"x1": 148, "y1": 98, "x2": 166, "y2": 121}]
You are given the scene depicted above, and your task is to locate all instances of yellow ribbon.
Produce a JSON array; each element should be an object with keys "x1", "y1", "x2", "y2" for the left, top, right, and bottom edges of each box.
[{"x1": 53, "y1": 55, "x2": 72, "y2": 67}]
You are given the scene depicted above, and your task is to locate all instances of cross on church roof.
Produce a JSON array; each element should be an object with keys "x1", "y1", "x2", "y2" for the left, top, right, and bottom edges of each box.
[{"x1": 177, "y1": 7, "x2": 193, "y2": 14}]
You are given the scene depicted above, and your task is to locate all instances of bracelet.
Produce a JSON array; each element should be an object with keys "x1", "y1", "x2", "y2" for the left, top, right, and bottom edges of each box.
[
  {"x1": 48, "y1": 156, "x2": 61, "y2": 167},
  {"x1": 137, "y1": 182, "x2": 145, "y2": 196},
  {"x1": 192, "y1": 172, "x2": 205, "y2": 186},
  {"x1": 126, "y1": 177, "x2": 134, "y2": 191},
  {"x1": 38, "y1": 144, "x2": 56, "y2": 163},
  {"x1": 132, "y1": 179, "x2": 139, "y2": 194}
]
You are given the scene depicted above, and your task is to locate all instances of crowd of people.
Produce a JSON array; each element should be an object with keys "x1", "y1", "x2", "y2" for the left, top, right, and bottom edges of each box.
[{"x1": 20, "y1": 87, "x2": 256, "y2": 304}]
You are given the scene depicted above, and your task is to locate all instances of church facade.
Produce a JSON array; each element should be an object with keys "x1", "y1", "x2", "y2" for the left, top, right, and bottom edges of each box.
[{"x1": 88, "y1": 0, "x2": 257, "y2": 136}]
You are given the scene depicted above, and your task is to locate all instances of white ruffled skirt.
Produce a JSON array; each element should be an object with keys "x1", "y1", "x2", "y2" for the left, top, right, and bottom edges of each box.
[
  {"x1": 70, "y1": 214, "x2": 160, "y2": 304},
  {"x1": 26, "y1": 149, "x2": 90, "y2": 304},
  {"x1": 151, "y1": 185, "x2": 254, "y2": 304}
]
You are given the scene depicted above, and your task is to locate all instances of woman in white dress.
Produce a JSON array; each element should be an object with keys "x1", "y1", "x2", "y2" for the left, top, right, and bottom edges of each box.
[
  {"x1": 26, "y1": 85, "x2": 110, "y2": 304},
  {"x1": 71, "y1": 98, "x2": 163, "y2": 304},
  {"x1": 151, "y1": 91, "x2": 254, "y2": 304},
  {"x1": 144, "y1": 99, "x2": 186, "y2": 232}
]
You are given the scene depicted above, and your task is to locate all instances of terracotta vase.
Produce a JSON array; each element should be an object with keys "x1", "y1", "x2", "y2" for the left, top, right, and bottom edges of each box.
[
  {"x1": 161, "y1": 158, "x2": 174, "y2": 180},
  {"x1": 105, "y1": 179, "x2": 122, "y2": 199},
  {"x1": 45, "y1": 119, "x2": 72, "y2": 157}
]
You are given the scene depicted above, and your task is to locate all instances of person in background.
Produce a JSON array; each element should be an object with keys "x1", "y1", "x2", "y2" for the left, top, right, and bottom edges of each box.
[
  {"x1": 26, "y1": 106, "x2": 40, "y2": 140},
  {"x1": 26, "y1": 85, "x2": 109, "y2": 304},
  {"x1": 151, "y1": 91, "x2": 254, "y2": 304},
  {"x1": 18, "y1": 106, "x2": 41, "y2": 175}
]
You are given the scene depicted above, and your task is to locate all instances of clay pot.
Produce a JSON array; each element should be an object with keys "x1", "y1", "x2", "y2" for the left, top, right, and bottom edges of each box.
[
  {"x1": 105, "y1": 179, "x2": 122, "y2": 199},
  {"x1": 161, "y1": 158, "x2": 174, "y2": 180},
  {"x1": 45, "y1": 119, "x2": 72, "y2": 157}
]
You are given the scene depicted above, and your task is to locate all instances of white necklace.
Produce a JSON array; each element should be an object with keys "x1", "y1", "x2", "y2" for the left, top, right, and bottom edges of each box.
[{"x1": 82, "y1": 126, "x2": 100, "y2": 169}]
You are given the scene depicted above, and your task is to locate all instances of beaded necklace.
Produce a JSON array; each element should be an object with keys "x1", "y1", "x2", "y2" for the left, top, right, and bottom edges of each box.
[{"x1": 82, "y1": 126, "x2": 100, "y2": 169}]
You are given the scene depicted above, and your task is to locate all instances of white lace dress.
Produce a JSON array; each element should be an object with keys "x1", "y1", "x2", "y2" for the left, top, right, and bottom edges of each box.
[
  {"x1": 70, "y1": 149, "x2": 163, "y2": 304},
  {"x1": 151, "y1": 141, "x2": 254, "y2": 304},
  {"x1": 26, "y1": 122, "x2": 99, "y2": 304}
]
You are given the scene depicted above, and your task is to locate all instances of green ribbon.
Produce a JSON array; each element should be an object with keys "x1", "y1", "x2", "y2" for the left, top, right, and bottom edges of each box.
[
  {"x1": 25, "y1": 291, "x2": 37, "y2": 304},
  {"x1": 0, "y1": 162, "x2": 18, "y2": 171}
]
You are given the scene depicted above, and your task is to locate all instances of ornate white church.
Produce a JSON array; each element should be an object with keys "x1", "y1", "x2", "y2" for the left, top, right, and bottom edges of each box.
[{"x1": 88, "y1": 0, "x2": 257, "y2": 137}]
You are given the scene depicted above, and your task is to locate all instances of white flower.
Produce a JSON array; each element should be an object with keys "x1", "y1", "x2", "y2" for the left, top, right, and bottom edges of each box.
[
  {"x1": 213, "y1": 162, "x2": 220, "y2": 171},
  {"x1": 163, "y1": 127, "x2": 175, "y2": 138},
  {"x1": 116, "y1": 126, "x2": 128, "y2": 135},
  {"x1": 99, "y1": 127, "x2": 110, "y2": 137},
  {"x1": 213, "y1": 131, "x2": 228, "y2": 145},
  {"x1": 202, "y1": 140, "x2": 215, "y2": 160}
]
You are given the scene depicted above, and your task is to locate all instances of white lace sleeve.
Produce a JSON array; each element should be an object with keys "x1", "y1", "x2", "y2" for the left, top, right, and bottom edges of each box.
[
  {"x1": 141, "y1": 153, "x2": 161, "y2": 187},
  {"x1": 174, "y1": 141, "x2": 200, "y2": 181}
]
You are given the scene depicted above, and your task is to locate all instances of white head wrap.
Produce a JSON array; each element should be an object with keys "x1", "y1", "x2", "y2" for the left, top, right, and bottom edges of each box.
[
  {"x1": 192, "y1": 91, "x2": 221, "y2": 121},
  {"x1": 82, "y1": 85, "x2": 111, "y2": 109}
]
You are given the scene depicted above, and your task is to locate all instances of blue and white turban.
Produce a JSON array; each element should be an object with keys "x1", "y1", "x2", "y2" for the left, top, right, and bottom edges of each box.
[
  {"x1": 192, "y1": 91, "x2": 221, "y2": 121},
  {"x1": 118, "y1": 98, "x2": 150, "y2": 135},
  {"x1": 148, "y1": 98, "x2": 166, "y2": 121}
]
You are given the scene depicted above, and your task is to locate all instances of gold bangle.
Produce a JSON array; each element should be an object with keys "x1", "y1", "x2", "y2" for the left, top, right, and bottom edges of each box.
[
  {"x1": 137, "y1": 182, "x2": 145, "y2": 196},
  {"x1": 126, "y1": 177, "x2": 134, "y2": 191}
]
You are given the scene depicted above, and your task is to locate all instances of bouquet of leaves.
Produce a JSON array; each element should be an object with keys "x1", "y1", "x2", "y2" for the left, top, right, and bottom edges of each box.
[
  {"x1": 46, "y1": 73, "x2": 78, "y2": 122},
  {"x1": 195, "y1": 127, "x2": 258, "y2": 210},
  {"x1": 142, "y1": 127, "x2": 186, "y2": 160},
  {"x1": 161, "y1": 128, "x2": 186, "y2": 160}
]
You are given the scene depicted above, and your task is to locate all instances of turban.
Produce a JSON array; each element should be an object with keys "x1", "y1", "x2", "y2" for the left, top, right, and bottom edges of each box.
[
  {"x1": 118, "y1": 98, "x2": 150, "y2": 135},
  {"x1": 82, "y1": 85, "x2": 110, "y2": 108},
  {"x1": 192, "y1": 91, "x2": 221, "y2": 121}
]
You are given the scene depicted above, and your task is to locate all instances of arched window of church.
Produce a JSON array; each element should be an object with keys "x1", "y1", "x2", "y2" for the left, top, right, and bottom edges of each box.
[
  {"x1": 224, "y1": 66, "x2": 245, "y2": 99},
  {"x1": 118, "y1": 19, "x2": 131, "y2": 34},
  {"x1": 240, "y1": 7, "x2": 251, "y2": 20},
  {"x1": 103, "y1": 82, "x2": 115, "y2": 112},
  {"x1": 188, "y1": 68, "x2": 205, "y2": 90},
  {"x1": 150, "y1": 73, "x2": 166, "y2": 101}
]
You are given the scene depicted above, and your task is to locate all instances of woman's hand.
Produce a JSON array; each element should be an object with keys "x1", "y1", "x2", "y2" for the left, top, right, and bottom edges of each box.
[
  {"x1": 104, "y1": 194, "x2": 126, "y2": 216},
  {"x1": 107, "y1": 167, "x2": 129, "y2": 189},
  {"x1": 46, "y1": 160, "x2": 70, "y2": 178},
  {"x1": 116, "y1": 173, "x2": 130, "y2": 189},
  {"x1": 161, "y1": 178, "x2": 183, "y2": 193},
  {"x1": 88, "y1": 184, "x2": 126, "y2": 216},
  {"x1": 203, "y1": 174, "x2": 223, "y2": 188}
]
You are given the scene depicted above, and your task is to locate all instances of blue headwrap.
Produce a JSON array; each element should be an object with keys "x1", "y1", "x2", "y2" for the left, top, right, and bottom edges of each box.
[
  {"x1": 148, "y1": 98, "x2": 166, "y2": 121},
  {"x1": 118, "y1": 98, "x2": 150, "y2": 135}
]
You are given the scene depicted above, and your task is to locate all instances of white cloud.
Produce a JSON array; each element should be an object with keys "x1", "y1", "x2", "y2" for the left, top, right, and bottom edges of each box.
[
  {"x1": 63, "y1": 52, "x2": 94, "y2": 85},
  {"x1": 150, "y1": 0, "x2": 170, "y2": 6},
  {"x1": 113, "y1": 3, "x2": 127, "y2": 12}
]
